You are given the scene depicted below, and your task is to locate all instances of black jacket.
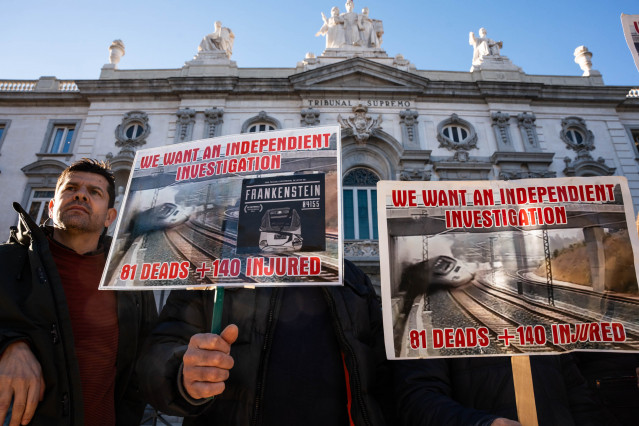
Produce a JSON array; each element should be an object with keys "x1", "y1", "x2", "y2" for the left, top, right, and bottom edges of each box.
[
  {"x1": 394, "y1": 355, "x2": 612, "y2": 426},
  {"x1": 138, "y1": 260, "x2": 392, "y2": 426},
  {"x1": 0, "y1": 202, "x2": 158, "y2": 426}
]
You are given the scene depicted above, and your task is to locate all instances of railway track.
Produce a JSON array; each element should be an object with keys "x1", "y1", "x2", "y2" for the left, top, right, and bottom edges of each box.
[
  {"x1": 164, "y1": 218, "x2": 340, "y2": 285},
  {"x1": 449, "y1": 278, "x2": 639, "y2": 352},
  {"x1": 163, "y1": 223, "x2": 253, "y2": 286},
  {"x1": 448, "y1": 287, "x2": 564, "y2": 354},
  {"x1": 510, "y1": 269, "x2": 639, "y2": 309}
]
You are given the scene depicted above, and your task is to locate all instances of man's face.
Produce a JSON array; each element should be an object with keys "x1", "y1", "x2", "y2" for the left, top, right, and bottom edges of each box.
[{"x1": 48, "y1": 171, "x2": 116, "y2": 235}]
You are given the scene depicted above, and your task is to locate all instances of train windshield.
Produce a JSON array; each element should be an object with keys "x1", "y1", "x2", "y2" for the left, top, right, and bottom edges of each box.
[
  {"x1": 157, "y1": 203, "x2": 177, "y2": 218},
  {"x1": 261, "y1": 208, "x2": 301, "y2": 232},
  {"x1": 432, "y1": 256, "x2": 456, "y2": 275}
]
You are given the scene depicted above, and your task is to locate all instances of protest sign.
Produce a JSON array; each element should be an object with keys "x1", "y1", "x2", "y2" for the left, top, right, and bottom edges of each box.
[
  {"x1": 621, "y1": 13, "x2": 639, "y2": 73},
  {"x1": 378, "y1": 176, "x2": 639, "y2": 359},
  {"x1": 100, "y1": 126, "x2": 342, "y2": 289}
]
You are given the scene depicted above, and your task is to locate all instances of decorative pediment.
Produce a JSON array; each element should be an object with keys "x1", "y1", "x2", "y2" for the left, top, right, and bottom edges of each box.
[
  {"x1": 317, "y1": 72, "x2": 405, "y2": 88},
  {"x1": 21, "y1": 159, "x2": 68, "y2": 187},
  {"x1": 21, "y1": 159, "x2": 68, "y2": 176},
  {"x1": 289, "y1": 58, "x2": 428, "y2": 93}
]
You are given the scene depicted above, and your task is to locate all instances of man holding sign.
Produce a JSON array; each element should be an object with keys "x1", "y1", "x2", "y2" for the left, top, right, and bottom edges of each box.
[
  {"x1": 137, "y1": 260, "x2": 393, "y2": 425},
  {"x1": 0, "y1": 159, "x2": 157, "y2": 426}
]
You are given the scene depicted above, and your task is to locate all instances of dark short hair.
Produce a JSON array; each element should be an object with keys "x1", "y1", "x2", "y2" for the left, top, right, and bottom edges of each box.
[{"x1": 56, "y1": 158, "x2": 116, "y2": 208}]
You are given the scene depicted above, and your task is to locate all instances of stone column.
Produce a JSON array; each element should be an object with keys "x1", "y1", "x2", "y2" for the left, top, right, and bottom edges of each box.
[{"x1": 583, "y1": 226, "x2": 606, "y2": 293}]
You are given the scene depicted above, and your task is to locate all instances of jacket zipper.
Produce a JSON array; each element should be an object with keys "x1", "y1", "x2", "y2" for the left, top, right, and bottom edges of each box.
[
  {"x1": 251, "y1": 288, "x2": 280, "y2": 426},
  {"x1": 323, "y1": 287, "x2": 372, "y2": 426}
]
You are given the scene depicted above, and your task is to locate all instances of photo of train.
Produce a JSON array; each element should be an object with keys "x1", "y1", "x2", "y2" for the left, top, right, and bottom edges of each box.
[
  {"x1": 399, "y1": 255, "x2": 475, "y2": 309},
  {"x1": 430, "y1": 255, "x2": 475, "y2": 287},
  {"x1": 128, "y1": 202, "x2": 191, "y2": 237},
  {"x1": 258, "y1": 207, "x2": 303, "y2": 252}
]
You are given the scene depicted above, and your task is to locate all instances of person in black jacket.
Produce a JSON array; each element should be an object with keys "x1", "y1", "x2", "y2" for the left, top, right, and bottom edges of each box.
[
  {"x1": 0, "y1": 159, "x2": 157, "y2": 426},
  {"x1": 137, "y1": 260, "x2": 393, "y2": 426},
  {"x1": 394, "y1": 355, "x2": 612, "y2": 426}
]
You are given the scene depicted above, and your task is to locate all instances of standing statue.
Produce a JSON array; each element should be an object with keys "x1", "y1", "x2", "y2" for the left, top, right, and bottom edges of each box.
[
  {"x1": 316, "y1": 7, "x2": 345, "y2": 48},
  {"x1": 469, "y1": 28, "x2": 502, "y2": 65},
  {"x1": 199, "y1": 21, "x2": 235, "y2": 59},
  {"x1": 342, "y1": 0, "x2": 361, "y2": 46},
  {"x1": 358, "y1": 7, "x2": 379, "y2": 48}
]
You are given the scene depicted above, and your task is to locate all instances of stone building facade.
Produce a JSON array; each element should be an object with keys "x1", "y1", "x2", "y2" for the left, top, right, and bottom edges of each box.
[{"x1": 1, "y1": 15, "x2": 639, "y2": 284}]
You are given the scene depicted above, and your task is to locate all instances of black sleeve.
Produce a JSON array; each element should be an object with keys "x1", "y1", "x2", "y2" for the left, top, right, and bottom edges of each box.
[
  {"x1": 393, "y1": 359, "x2": 497, "y2": 426},
  {"x1": 136, "y1": 289, "x2": 213, "y2": 417},
  {"x1": 351, "y1": 260, "x2": 397, "y2": 425},
  {"x1": 0, "y1": 244, "x2": 35, "y2": 356}
]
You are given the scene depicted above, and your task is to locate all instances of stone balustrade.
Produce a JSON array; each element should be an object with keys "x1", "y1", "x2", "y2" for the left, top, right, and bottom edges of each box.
[
  {"x1": 57, "y1": 81, "x2": 79, "y2": 91},
  {"x1": 628, "y1": 88, "x2": 639, "y2": 98},
  {"x1": 0, "y1": 78, "x2": 79, "y2": 92},
  {"x1": 0, "y1": 80, "x2": 36, "y2": 91}
]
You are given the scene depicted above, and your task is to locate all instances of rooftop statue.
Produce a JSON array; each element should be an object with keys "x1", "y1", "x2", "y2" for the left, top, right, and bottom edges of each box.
[
  {"x1": 199, "y1": 21, "x2": 235, "y2": 59},
  {"x1": 359, "y1": 7, "x2": 380, "y2": 48},
  {"x1": 342, "y1": 0, "x2": 360, "y2": 46},
  {"x1": 316, "y1": 1, "x2": 384, "y2": 49},
  {"x1": 316, "y1": 7, "x2": 345, "y2": 48},
  {"x1": 469, "y1": 28, "x2": 502, "y2": 66}
]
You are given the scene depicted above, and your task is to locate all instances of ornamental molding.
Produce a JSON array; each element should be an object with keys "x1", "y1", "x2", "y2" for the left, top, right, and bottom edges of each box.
[
  {"x1": 114, "y1": 111, "x2": 150, "y2": 154},
  {"x1": 560, "y1": 116, "x2": 594, "y2": 153},
  {"x1": 175, "y1": 108, "x2": 196, "y2": 143},
  {"x1": 517, "y1": 112, "x2": 541, "y2": 151},
  {"x1": 499, "y1": 170, "x2": 556, "y2": 180},
  {"x1": 563, "y1": 155, "x2": 615, "y2": 177},
  {"x1": 436, "y1": 114, "x2": 478, "y2": 153},
  {"x1": 344, "y1": 240, "x2": 379, "y2": 258},
  {"x1": 300, "y1": 108, "x2": 320, "y2": 127},
  {"x1": 204, "y1": 107, "x2": 224, "y2": 138},
  {"x1": 491, "y1": 111, "x2": 512, "y2": 150},
  {"x1": 399, "y1": 108, "x2": 419, "y2": 145},
  {"x1": 338, "y1": 104, "x2": 382, "y2": 144}
]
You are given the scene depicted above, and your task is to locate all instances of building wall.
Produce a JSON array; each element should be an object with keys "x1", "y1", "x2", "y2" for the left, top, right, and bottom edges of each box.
[{"x1": 1, "y1": 65, "x2": 638, "y2": 252}]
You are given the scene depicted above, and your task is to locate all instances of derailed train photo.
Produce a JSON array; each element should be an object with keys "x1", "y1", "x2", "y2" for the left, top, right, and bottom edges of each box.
[
  {"x1": 400, "y1": 255, "x2": 475, "y2": 296},
  {"x1": 429, "y1": 255, "x2": 475, "y2": 287},
  {"x1": 128, "y1": 202, "x2": 191, "y2": 238}
]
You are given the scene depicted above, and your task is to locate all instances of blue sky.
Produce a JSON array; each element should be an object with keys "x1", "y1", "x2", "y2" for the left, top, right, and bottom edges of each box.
[{"x1": 2, "y1": 0, "x2": 638, "y2": 86}]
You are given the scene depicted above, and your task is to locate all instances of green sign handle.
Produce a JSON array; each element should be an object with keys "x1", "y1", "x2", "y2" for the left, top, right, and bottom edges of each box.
[{"x1": 210, "y1": 286, "x2": 225, "y2": 335}]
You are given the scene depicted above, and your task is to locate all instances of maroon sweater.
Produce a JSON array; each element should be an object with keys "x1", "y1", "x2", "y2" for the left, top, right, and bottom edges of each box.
[{"x1": 49, "y1": 237, "x2": 118, "y2": 426}]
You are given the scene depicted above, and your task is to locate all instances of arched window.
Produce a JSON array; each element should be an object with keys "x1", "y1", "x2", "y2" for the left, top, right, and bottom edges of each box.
[
  {"x1": 436, "y1": 114, "x2": 478, "y2": 153},
  {"x1": 125, "y1": 122, "x2": 144, "y2": 139},
  {"x1": 560, "y1": 117, "x2": 593, "y2": 151},
  {"x1": 565, "y1": 128, "x2": 585, "y2": 145},
  {"x1": 343, "y1": 168, "x2": 379, "y2": 240},
  {"x1": 442, "y1": 124, "x2": 469, "y2": 143},
  {"x1": 241, "y1": 111, "x2": 281, "y2": 133},
  {"x1": 248, "y1": 123, "x2": 276, "y2": 133}
]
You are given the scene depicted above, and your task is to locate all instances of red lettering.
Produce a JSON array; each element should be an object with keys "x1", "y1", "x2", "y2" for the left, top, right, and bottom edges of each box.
[
  {"x1": 478, "y1": 327, "x2": 490, "y2": 347},
  {"x1": 432, "y1": 329, "x2": 444, "y2": 349}
]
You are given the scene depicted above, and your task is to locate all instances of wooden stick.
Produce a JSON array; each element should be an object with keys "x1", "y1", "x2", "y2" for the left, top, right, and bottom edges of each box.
[{"x1": 511, "y1": 355, "x2": 539, "y2": 426}]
